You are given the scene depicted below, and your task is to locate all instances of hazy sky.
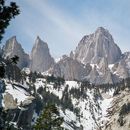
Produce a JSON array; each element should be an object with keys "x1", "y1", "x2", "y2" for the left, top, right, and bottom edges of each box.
[{"x1": 2, "y1": 0, "x2": 130, "y2": 58}]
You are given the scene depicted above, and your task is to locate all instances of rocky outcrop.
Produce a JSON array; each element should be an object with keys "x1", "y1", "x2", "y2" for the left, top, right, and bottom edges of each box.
[
  {"x1": 17, "y1": 101, "x2": 35, "y2": 130},
  {"x1": 0, "y1": 80, "x2": 35, "y2": 130},
  {"x1": 30, "y1": 36, "x2": 54, "y2": 72},
  {"x1": 116, "y1": 59, "x2": 129, "y2": 79},
  {"x1": 50, "y1": 55, "x2": 91, "y2": 80},
  {"x1": 102, "y1": 88, "x2": 130, "y2": 130},
  {"x1": 122, "y1": 52, "x2": 130, "y2": 70},
  {"x1": 86, "y1": 65, "x2": 99, "y2": 83},
  {"x1": 84, "y1": 64, "x2": 120, "y2": 84},
  {"x1": 2, "y1": 36, "x2": 29, "y2": 69},
  {"x1": 3, "y1": 92, "x2": 17, "y2": 110},
  {"x1": 98, "y1": 57, "x2": 108, "y2": 74},
  {"x1": 72, "y1": 27, "x2": 122, "y2": 64},
  {"x1": 4, "y1": 98, "x2": 35, "y2": 130}
]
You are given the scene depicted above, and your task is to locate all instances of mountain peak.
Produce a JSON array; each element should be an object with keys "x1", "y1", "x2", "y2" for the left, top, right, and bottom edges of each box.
[
  {"x1": 72, "y1": 27, "x2": 122, "y2": 64},
  {"x1": 35, "y1": 36, "x2": 47, "y2": 46},
  {"x1": 4, "y1": 36, "x2": 19, "y2": 51},
  {"x1": 10, "y1": 35, "x2": 17, "y2": 41},
  {"x1": 95, "y1": 27, "x2": 113, "y2": 40},
  {"x1": 7, "y1": 36, "x2": 18, "y2": 46},
  {"x1": 95, "y1": 27, "x2": 108, "y2": 33},
  {"x1": 36, "y1": 35, "x2": 42, "y2": 42},
  {"x1": 30, "y1": 37, "x2": 54, "y2": 72},
  {"x1": 3, "y1": 36, "x2": 29, "y2": 68},
  {"x1": 36, "y1": 35, "x2": 40, "y2": 39},
  {"x1": 35, "y1": 36, "x2": 42, "y2": 44}
]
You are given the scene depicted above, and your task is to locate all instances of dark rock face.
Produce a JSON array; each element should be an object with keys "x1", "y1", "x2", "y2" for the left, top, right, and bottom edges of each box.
[
  {"x1": 30, "y1": 36, "x2": 54, "y2": 72},
  {"x1": 4, "y1": 99, "x2": 35, "y2": 130},
  {"x1": 2, "y1": 36, "x2": 29, "y2": 69},
  {"x1": 72, "y1": 27, "x2": 122, "y2": 64},
  {"x1": 0, "y1": 80, "x2": 36, "y2": 130},
  {"x1": 17, "y1": 102, "x2": 35, "y2": 130}
]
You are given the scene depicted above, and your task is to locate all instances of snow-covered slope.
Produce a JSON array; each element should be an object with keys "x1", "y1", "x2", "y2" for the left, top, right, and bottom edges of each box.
[
  {"x1": 1, "y1": 80, "x2": 34, "y2": 110},
  {"x1": 0, "y1": 79, "x2": 35, "y2": 129},
  {"x1": 33, "y1": 78, "x2": 114, "y2": 130},
  {"x1": 1, "y1": 73, "x2": 130, "y2": 130},
  {"x1": 102, "y1": 87, "x2": 130, "y2": 130}
]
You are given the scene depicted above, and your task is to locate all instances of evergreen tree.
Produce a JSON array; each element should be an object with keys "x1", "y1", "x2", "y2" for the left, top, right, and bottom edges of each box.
[
  {"x1": 0, "y1": 1, "x2": 20, "y2": 129},
  {"x1": 34, "y1": 104, "x2": 64, "y2": 130},
  {"x1": 0, "y1": 62, "x2": 5, "y2": 78},
  {"x1": 0, "y1": 0, "x2": 20, "y2": 78},
  {"x1": 0, "y1": 0, "x2": 20, "y2": 41}
]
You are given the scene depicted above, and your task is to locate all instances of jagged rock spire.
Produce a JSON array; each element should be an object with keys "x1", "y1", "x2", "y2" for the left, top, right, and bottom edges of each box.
[
  {"x1": 2, "y1": 36, "x2": 29, "y2": 68},
  {"x1": 30, "y1": 36, "x2": 54, "y2": 72}
]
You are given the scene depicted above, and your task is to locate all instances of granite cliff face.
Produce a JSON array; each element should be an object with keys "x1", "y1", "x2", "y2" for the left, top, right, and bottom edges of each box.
[
  {"x1": 30, "y1": 36, "x2": 54, "y2": 72},
  {"x1": 2, "y1": 36, "x2": 29, "y2": 69},
  {"x1": 2, "y1": 27, "x2": 130, "y2": 84},
  {"x1": 50, "y1": 55, "x2": 91, "y2": 80},
  {"x1": 72, "y1": 27, "x2": 122, "y2": 64},
  {"x1": 50, "y1": 27, "x2": 123, "y2": 83}
]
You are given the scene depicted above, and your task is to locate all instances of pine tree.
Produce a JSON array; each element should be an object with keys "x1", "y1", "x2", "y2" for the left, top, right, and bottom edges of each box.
[
  {"x1": 0, "y1": 0, "x2": 20, "y2": 41},
  {"x1": 34, "y1": 104, "x2": 64, "y2": 130},
  {"x1": 0, "y1": 1, "x2": 20, "y2": 129},
  {"x1": 0, "y1": 0, "x2": 20, "y2": 78}
]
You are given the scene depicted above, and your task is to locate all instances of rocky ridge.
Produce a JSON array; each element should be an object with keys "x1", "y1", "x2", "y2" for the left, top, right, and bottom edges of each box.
[
  {"x1": 2, "y1": 27, "x2": 130, "y2": 84},
  {"x1": 50, "y1": 27, "x2": 129, "y2": 84}
]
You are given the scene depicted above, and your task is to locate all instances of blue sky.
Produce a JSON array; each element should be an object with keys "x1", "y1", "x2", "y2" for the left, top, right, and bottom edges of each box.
[{"x1": 2, "y1": 0, "x2": 130, "y2": 58}]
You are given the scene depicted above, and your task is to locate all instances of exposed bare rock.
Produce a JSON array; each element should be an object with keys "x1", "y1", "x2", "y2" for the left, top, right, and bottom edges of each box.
[
  {"x1": 86, "y1": 65, "x2": 99, "y2": 83},
  {"x1": 122, "y1": 52, "x2": 130, "y2": 73},
  {"x1": 72, "y1": 27, "x2": 122, "y2": 64},
  {"x1": 3, "y1": 36, "x2": 29, "y2": 68},
  {"x1": 85, "y1": 65, "x2": 120, "y2": 84},
  {"x1": 70, "y1": 51, "x2": 74, "y2": 59},
  {"x1": 98, "y1": 57, "x2": 108, "y2": 74},
  {"x1": 102, "y1": 88, "x2": 130, "y2": 130},
  {"x1": 4, "y1": 92, "x2": 17, "y2": 110},
  {"x1": 116, "y1": 59, "x2": 129, "y2": 79},
  {"x1": 50, "y1": 55, "x2": 90, "y2": 80},
  {"x1": 2, "y1": 27, "x2": 130, "y2": 84},
  {"x1": 30, "y1": 36, "x2": 54, "y2": 72},
  {"x1": 103, "y1": 70, "x2": 114, "y2": 84}
]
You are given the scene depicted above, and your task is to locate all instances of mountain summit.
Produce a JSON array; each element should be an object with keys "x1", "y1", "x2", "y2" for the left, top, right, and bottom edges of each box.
[
  {"x1": 72, "y1": 27, "x2": 122, "y2": 64},
  {"x1": 30, "y1": 36, "x2": 54, "y2": 72},
  {"x1": 2, "y1": 36, "x2": 29, "y2": 68},
  {"x1": 2, "y1": 27, "x2": 130, "y2": 84}
]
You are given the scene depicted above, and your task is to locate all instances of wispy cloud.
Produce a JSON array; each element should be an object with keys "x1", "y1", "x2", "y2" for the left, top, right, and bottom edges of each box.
[
  {"x1": 3, "y1": 0, "x2": 130, "y2": 57},
  {"x1": 24, "y1": 0, "x2": 87, "y2": 41}
]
